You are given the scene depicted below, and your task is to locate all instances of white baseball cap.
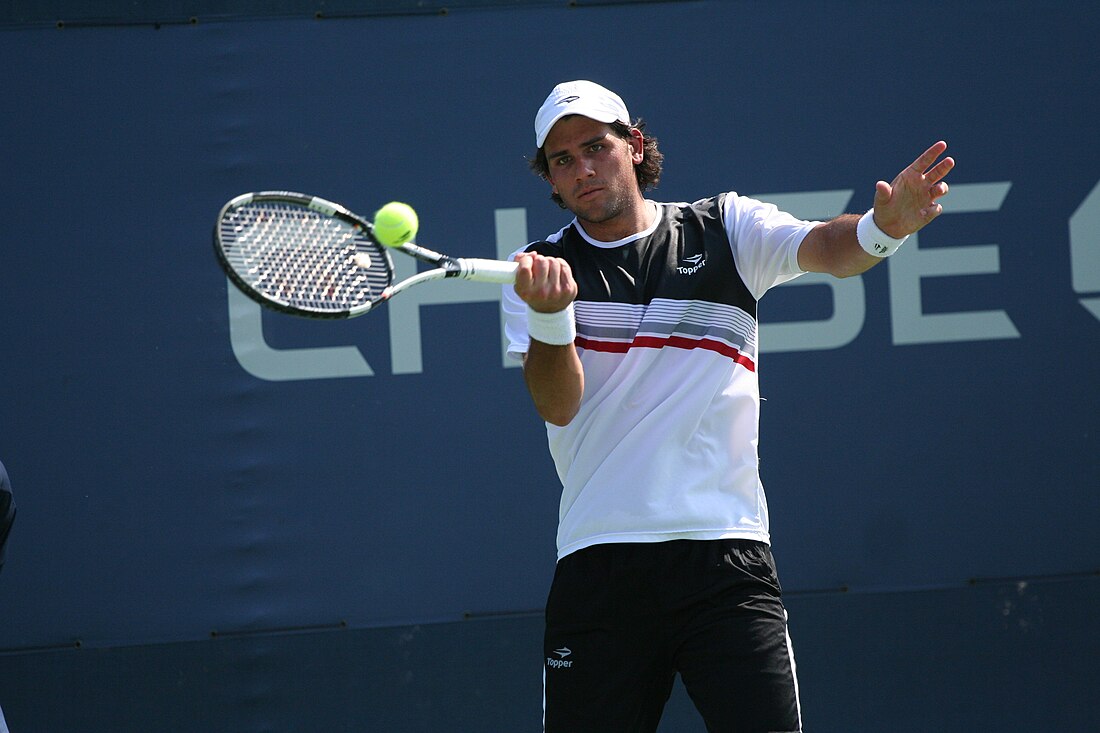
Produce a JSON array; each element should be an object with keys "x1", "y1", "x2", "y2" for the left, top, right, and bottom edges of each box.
[{"x1": 534, "y1": 80, "x2": 631, "y2": 149}]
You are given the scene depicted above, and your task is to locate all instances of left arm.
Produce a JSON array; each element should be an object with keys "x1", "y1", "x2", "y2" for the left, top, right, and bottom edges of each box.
[{"x1": 798, "y1": 141, "x2": 955, "y2": 278}]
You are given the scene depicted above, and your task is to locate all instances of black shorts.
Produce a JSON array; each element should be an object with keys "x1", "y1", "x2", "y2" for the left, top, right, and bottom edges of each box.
[{"x1": 542, "y1": 539, "x2": 801, "y2": 733}]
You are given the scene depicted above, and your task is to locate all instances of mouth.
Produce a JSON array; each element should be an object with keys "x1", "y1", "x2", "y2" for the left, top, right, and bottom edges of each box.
[{"x1": 576, "y1": 186, "x2": 603, "y2": 201}]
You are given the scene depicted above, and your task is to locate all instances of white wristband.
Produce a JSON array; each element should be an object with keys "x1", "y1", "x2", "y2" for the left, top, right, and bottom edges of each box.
[
  {"x1": 526, "y1": 303, "x2": 576, "y2": 346},
  {"x1": 857, "y1": 209, "x2": 908, "y2": 257}
]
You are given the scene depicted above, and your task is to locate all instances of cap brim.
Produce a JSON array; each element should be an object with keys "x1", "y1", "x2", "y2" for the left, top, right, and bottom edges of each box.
[{"x1": 538, "y1": 108, "x2": 621, "y2": 148}]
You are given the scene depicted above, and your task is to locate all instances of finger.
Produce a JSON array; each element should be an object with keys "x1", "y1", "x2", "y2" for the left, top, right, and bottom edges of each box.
[
  {"x1": 529, "y1": 254, "x2": 552, "y2": 286},
  {"x1": 920, "y1": 202, "x2": 944, "y2": 219},
  {"x1": 556, "y1": 260, "x2": 577, "y2": 296},
  {"x1": 515, "y1": 259, "x2": 552, "y2": 305},
  {"x1": 924, "y1": 156, "x2": 955, "y2": 184},
  {"x1": 556, "y1": 259, "x2": 572, "y2": 285},
  {"x1": 910, "y1": 140, "x2": 948, "y2": 173},
  {"x1": 513, "y1": 252, "x2": 532, "y2": 275},
  {"x1": 514, "y1": 253, "x2": 546, "y2": 294},
  {"x1": 931, "y1": 181, "x2": 949, "y2": 200},
  {"x1": 873, "y1": 180, "x2": 893, "y2": 208}
]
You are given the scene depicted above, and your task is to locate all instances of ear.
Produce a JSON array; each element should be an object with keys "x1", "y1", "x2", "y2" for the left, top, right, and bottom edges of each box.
[
  {"x1": 629, "y1": 127, "x2": 645, "y2": 164},
  {"x1": 542, "y1": 168, "x2": 558, "y2": 195}
]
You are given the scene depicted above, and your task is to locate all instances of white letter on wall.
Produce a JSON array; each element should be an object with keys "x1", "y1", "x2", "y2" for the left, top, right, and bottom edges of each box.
[
  {"x1": 888, "y1": 182, "x2": 1019, "y2": 345},
  {"x1": 756, "y1": 190, "x2": 866, "y2": 353}
]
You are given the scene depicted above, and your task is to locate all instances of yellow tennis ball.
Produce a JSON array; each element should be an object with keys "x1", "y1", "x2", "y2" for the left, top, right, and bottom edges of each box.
[{"x1": 372, "y1": 201, "x2": 419, "y2": 247}]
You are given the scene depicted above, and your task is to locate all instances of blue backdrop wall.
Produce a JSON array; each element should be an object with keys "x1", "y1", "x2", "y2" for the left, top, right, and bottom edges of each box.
[{"x1": 1, "y1": 1, "x2": 1098, "y2": 730}]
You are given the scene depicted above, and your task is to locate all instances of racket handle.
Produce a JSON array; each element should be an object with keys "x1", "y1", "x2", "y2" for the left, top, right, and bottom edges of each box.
[{"x1": 458, "y1": 258, "x2": 518, "y2": 284}]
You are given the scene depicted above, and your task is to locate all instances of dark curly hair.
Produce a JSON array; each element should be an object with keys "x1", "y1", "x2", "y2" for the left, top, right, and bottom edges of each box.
[{"x1": 529, "y1": 119, "x2": 664, "y2": 209}]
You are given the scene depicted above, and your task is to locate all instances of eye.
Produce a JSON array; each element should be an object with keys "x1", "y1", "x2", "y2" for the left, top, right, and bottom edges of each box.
[
  {"x1": 588, "y1": 143, "x2": 604, "y2": 153},
  {"x1": 553, "y1": 155, "x2": 572, "y2": 167}
]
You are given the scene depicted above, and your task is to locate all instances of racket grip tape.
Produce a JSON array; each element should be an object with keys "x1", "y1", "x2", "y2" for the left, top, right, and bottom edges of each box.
[{"x1": 458, "y1": 258, "x2": 518, "y2": 284}]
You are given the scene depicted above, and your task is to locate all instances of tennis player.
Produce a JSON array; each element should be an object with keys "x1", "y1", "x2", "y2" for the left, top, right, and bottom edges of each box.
[{"x1": 502, "y1": 80, "x2": 953, "y2": 732}]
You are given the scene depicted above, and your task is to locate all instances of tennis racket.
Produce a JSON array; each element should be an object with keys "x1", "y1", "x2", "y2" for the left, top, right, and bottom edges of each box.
[{"x1": 214, "y1": 191, "x2": 518, "y2": 319}]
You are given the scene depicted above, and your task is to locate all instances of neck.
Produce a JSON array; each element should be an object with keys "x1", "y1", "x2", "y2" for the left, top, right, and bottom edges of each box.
[{"x1": 577, "y1": 199, "x2": 656, "y2": 242}]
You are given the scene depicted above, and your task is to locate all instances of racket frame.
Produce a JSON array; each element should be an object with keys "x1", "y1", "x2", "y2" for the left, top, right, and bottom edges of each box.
[{"x1": 215, "y1": 191, "x2": 518, "y2": 320}]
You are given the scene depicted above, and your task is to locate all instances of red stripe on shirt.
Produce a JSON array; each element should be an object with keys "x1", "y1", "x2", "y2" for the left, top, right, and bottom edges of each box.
[{"x1": 574, "y1": 334, "x2": 756, "y2": 372}]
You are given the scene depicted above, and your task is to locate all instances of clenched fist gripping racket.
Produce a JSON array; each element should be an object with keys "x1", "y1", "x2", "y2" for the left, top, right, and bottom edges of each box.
[{"x1": 214, "y1": 191, "x2": 518, "y2": 319}]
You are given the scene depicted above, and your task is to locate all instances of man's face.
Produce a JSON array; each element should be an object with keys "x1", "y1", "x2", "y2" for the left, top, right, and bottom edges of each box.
[{"x1": 542, "y1": 115, "x2": 644, "y2": 229}]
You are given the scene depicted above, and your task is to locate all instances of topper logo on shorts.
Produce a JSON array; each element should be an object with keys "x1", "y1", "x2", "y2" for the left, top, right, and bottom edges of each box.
[{"x1": 547, "y1": 647, "x2": 573, "y2": 669}]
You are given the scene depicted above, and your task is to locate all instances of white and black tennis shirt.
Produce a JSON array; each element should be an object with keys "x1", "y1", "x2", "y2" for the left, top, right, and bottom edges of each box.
[{"x1": 503, "y1": 193, "x2": 817, "y2": 560}]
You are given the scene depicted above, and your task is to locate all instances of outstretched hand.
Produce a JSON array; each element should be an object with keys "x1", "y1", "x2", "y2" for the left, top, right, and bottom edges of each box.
[{"x1": 872, "y1": 141, "x2": 955, "y2": 238}]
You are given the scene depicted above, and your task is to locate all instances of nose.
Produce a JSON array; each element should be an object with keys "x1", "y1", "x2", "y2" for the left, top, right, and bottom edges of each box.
[{"x1": 576, "y1": 156, "x2": 596, "y2": 180}]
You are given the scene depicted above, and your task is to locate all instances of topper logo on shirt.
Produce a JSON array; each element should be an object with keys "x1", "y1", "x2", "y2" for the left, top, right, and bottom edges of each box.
[{"x1": 678, "y1": 253, "x2": 707, "y2": 275}]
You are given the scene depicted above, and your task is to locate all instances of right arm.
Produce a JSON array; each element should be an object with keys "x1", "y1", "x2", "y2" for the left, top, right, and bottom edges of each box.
[{"x1": 513, "y1": 253, "x2": 583, "y2": 427}]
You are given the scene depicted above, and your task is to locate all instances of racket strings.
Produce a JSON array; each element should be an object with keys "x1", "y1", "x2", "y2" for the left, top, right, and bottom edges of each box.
[{"x1": 220, "y1": 202, "x2": 391, "y2": 311}]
